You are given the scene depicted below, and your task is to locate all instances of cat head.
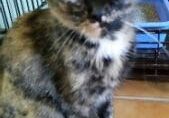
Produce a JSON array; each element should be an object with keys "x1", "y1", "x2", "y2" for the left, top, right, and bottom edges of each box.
[{"x1": 48, "y1": 0, "x2": 134, "y2": 41}]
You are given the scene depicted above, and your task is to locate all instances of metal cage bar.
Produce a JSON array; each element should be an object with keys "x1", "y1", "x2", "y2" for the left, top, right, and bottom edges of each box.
[
  {"x1": 0, "y1": 0, "x2": 47, "y2": 30},
  {"x1": 129, "y1": 29, "x2": 169, "y2": 81}
]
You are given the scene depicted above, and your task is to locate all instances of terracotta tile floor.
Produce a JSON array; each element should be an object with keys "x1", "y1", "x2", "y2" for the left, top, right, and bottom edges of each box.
[{"x1": 114, "y1": 80, "x2": 169, "y2": 118}]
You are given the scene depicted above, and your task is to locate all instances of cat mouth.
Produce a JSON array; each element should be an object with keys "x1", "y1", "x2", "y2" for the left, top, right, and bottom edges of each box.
[
  {"x1": 79, "y1": 10, "x2": 124, "y2": 39},
  {"x1": 79, "y1": 16, "x2": 123, "y2": 41},
  {"x1": 80, "y1": 21, "x2": 103, "y2": 40}
]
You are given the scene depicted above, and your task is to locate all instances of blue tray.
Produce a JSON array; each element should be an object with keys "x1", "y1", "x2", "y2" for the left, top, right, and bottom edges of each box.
[{"x1": 135, "y1": 0, "x2": 169, "y2": 49}]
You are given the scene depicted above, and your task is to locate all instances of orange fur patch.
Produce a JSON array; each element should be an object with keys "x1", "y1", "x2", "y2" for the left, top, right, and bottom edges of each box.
[{"x1": 80, "y1": 21, "x2": 102, "y2": 39}]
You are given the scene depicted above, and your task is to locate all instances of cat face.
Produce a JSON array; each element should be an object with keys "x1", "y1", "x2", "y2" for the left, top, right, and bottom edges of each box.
[{"x1": 48, "y1": 0, "x2": 133, "y2": 40}]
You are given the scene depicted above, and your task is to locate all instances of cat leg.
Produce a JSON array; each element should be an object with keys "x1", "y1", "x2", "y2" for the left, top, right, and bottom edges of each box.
[
  {"x1": 96, "y1": 100, "x2": 114, "y2": 118},
  {"x1": 4, "y1": 55, "x2": 70, "y2": 117}
]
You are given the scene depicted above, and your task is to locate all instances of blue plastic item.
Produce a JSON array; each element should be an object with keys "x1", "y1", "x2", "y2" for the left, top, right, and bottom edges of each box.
[{"x1": 135, "y1": 0, "x2": 169, "y2": 49}]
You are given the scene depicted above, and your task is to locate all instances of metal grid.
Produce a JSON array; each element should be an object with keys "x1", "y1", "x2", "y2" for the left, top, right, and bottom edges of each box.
[
  {"x1": 0, "y1": 0, "x2": 169, "y2": 81},
  {"x1": 0, "y1": 0, "x2": 47, "y2": 31},
  {"x1": 129, "y1": 29, "x2": 169, "y2": 81}
]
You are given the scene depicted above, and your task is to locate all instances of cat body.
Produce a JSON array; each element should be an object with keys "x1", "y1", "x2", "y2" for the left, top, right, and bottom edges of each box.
[{"x1": 0, "y1": 0, "x2": 135, "y2": 118}]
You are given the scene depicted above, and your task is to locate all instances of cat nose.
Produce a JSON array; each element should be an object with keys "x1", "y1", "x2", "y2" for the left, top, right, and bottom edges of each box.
[
  {"x1": 90, "y1": 14, "x2": 102, "y2": 23},
  {"x1": 89, "y1": 4, "x2": 112, "y2": 23}
]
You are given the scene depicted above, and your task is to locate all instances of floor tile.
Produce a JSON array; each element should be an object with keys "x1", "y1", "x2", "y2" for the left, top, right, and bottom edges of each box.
[
  {"x1": 114, "y1": 80, "x2": 169, "y2": 118},
  {"x1": 115, "y1": 80, "x2": 169, "y2": 98},
  {"x1": 114, "y1": 99, "x2": 169, "y2": 118}
]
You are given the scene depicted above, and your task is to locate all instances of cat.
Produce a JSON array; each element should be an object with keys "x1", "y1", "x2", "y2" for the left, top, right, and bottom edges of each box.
[{"x1": 0, "y1": 0, "x2": 135, "y2": 118}]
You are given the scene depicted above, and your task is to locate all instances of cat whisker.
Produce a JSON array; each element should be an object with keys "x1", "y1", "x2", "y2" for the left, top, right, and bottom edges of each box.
[
  {"x1": 67, "y1": 31, "x2": 77, "y2": 48},
  {"x1": 89, "y1": 51, "x2": 98, "y2": 71},
  {"x1": 66, "y1": 33, "x2": 79, "y2": 57},
  {"x1": 55, "y1": 29, "x2": 71, "y2": 42},
  {"x1": 55, "y1": 31, "x2": 75, "y2": 56},
  {"x1": 79, "y1": 32, "x2": 86, "y2": 44},
  {"x1": 68, "y1": 32, "x2": 85, "y2": 56},
  {"x1": 50, "y1": 29, "x2": 71, "y2": 50},
  {"x1": 79, "y1": 29, "x2": 92, "y2": 48},
  {"x1": 64, "y1": 31, "x2": 79, "y2": 56}
]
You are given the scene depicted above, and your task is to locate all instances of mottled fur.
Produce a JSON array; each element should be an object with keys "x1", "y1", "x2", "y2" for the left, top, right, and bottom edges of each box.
[{"x1": 0, "y1": 0, "x2": 135, "y2": 118}]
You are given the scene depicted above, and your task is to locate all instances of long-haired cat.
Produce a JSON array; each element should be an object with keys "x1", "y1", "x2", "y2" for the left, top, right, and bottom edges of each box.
[{"x1": 0, "y1": 0, "x2": 135, "y2": 118}]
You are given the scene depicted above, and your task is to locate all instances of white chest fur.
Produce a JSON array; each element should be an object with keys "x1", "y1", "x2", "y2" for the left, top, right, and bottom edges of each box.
[
  {"x1": 95, "y1": 25, "x2": 134, "y2": 78},
  {"x1": 97, "y1": 32, "x2": 131, "y2": 60}
]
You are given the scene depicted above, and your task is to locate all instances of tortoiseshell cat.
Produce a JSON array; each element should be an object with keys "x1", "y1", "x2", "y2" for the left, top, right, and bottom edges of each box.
[{"x1": 0, "y1": 0, "x2": 135, "y2": 118}]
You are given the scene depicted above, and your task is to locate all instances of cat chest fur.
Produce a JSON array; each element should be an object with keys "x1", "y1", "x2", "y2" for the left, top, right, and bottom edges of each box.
[
  {"x1": 60, "y1": 25, "x2": 134, "y2": 117},
  {"x1": 64, "y1": 24, "x2": 134, "y2": 93}
]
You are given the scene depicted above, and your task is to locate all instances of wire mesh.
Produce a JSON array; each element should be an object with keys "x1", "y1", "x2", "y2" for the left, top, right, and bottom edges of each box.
[
  {"x1": 0, "y1": 0, "x2": 47, "y2": 30},
  {"x1": 129, "y1": 29, "x2": 169, "y2": 81}
]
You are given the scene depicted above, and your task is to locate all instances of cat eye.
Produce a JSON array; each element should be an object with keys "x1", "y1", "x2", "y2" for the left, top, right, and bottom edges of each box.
[
  {"x1": 67, "y1": 2, "x2": 87, "y2": 21},
  {"x1": 72, "y1": 10, "x2": 88, "y2": 22},
  {"x1": 72, "y1": 11, "x2": 82, "y2": 17}
]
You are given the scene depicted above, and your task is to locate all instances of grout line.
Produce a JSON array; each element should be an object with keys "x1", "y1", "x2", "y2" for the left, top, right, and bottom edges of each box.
[{"x1": 115, "y1": 95, "x2": 169, "y2": 103}]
